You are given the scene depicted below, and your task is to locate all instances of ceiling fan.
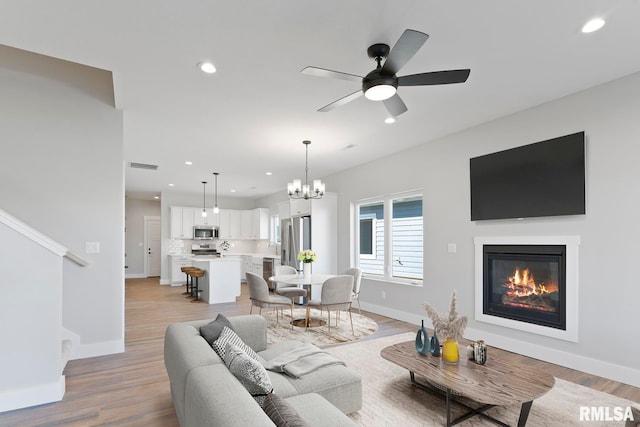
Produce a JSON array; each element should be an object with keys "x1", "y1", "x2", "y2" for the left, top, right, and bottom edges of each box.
[{"x1": 301, "y1": 29, "x2": 470, "y2": 117}]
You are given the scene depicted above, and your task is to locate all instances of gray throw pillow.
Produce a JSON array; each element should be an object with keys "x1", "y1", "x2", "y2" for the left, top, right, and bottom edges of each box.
[
  {"x1": 212, "y1": 326, "x2": 259, "y2": 361},
  {"x1": 263, "y1": 393, "x2": 311, "y2": 427},
  {"x1": 224, "y1": 343, "x2": 273, "y2": 407},
  {"x1": 199, "y1": 313, "x2": 233, "y2": 346}
]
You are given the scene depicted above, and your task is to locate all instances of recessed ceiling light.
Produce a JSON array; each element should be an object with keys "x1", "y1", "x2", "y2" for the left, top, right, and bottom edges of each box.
[
  {"x1": 185, "y1": 161, "x2": 193, "y2": 165},
  {"x1": 197, "y1": 62, "x2": 216, "y2": 74},
  {"x1": 153, "y1": 196, "x2": 160, "y2": 199},
  {"x1": 385, "y1": 117, "x2": 396, "y2": 124},
  {"x1": 168, "y1": 183, "x2": 174, "y2": 187},
  {"x1": 230, "y1": 189, "x2": 236, "y2": 193},
  {"x1": 582, "y1": 18, "x2": 605, "y2": 33},
  {"x1": 265, "y1": 172, "x2": 273, "y2": 176}
]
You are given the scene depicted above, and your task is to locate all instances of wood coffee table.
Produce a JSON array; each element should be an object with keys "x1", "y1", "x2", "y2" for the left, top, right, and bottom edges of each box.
[{"x1": 381, "y1": 341, "x2": 555, "y2": 427}]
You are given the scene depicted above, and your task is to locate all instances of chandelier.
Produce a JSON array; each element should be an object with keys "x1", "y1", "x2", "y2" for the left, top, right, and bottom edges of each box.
[{"x1": 287, "y1": 140, "x2": 325, "y2": 200}]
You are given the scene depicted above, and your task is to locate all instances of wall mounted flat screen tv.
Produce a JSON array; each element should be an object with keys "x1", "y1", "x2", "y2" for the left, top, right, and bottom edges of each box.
[{"x1": 470, "y1": 131, "x2": 585, "y2": 221}]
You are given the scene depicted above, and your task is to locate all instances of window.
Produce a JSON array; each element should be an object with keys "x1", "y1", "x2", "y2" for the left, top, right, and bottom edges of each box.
[
  {"x1": 271, "y1": 214, "x2": 280, "y2": 243},
  {"x1": 354, "y1": 192, "x2": 423, "y2": 284}
]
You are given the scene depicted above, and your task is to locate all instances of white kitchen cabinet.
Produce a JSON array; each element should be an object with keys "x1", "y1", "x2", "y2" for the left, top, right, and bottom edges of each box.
[
  {"x1": 278, "y1": 201, "x2": 290, "y2": 220},
  {"x1": 240, "y1": 255, "x2": 252, "y2": 281},
  {"x1": 218, "y1": 209, "x2": 241, "y2": 239},
  {"x1": 251, "y1": 257, "x2": 263, "y2": 277},
  {"x1": 170, "y1": 207, "x2": 196, "y2": 239},
  {"x1": 170, "y1": 255, "x2": 194, "y2": 285},
  {"x1": 251, "y1": 208, "x2": 270, "y2": 240},
  {"x1": 240, "y1": 210, "x2": 252, "y2": 239},
  {"x1": 289, "y1": 198, "x2": 311, "y2": 216}
]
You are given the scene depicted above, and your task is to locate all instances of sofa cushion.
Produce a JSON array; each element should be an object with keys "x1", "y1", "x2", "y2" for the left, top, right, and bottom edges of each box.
[
  {"x1": 263, "y1": 393, "x2": 310, "y2": 427},
  {"x1": 184, "y1": 364, "x2": 275, "y2": 427},
  {"x1": 258, "y1": 341, "x2": 362, "y2": 415},
  {"x1": 286, "y1": 393, "x2": 358, "y2": 427},
  {"x1": 199, "y1": 313, "x2": 233, "y2": 345},
  {"x1": 213, "y1": 326, "x2": 259, "y2": 361},
  {"x1": 225, "y1": 343, "x2": 273, "y2": 407}
]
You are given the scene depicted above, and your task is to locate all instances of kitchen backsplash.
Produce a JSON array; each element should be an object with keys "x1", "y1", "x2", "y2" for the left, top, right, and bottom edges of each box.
[{"x1": 169, "y1": 238, "x2": 277, "y2": 255}]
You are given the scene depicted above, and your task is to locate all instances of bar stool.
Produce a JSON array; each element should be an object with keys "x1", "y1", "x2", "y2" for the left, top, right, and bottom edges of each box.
[
  {"x1": 181, "y1": 266, "x2": 196, "y2": 296},
  {"x1": 189, "y1": 268, "x2": 205, "y2": 302}
]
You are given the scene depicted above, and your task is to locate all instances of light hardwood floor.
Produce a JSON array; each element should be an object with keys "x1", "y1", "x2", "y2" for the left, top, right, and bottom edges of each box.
[{"x1": 0, "y1": 278, "x2": 637, "y2": 426}]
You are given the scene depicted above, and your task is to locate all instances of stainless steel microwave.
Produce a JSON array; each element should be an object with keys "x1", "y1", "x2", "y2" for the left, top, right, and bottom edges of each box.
[{"x1": 193, "y1": 226, "x2": 219, "y2": 240}]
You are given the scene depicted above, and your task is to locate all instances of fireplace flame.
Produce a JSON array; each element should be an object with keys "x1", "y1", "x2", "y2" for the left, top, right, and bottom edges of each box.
[{"x1": 503, "y1": 268, "x2": 557, "y2": 298}]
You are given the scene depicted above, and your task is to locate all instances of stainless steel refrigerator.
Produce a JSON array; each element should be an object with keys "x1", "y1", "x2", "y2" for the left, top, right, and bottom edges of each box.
[{"x1": 281, "y1": 215, "x2": 311, "y2": 270}]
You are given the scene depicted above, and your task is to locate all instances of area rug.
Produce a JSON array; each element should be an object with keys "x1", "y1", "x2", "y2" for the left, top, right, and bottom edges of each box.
[
  {"x1": 324, "y1": 332, "x2": 639, "y2": 427},
  {"x1": 262, "y1": 308, "x2": 377, "y2": 346}
]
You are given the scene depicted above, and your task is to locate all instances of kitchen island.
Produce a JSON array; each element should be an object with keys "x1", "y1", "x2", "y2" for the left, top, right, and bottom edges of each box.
[{"x1": 191, "y1": 256, "x2": 241, "y2": 304}]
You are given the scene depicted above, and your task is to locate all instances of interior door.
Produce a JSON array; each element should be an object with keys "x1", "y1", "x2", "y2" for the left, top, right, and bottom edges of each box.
[{"x1": 145, "y1": 218, "x2": 161, "y2": 277}]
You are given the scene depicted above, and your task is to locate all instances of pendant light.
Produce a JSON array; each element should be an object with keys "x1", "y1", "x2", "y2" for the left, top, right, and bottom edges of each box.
[
  {"x1": 287, "y1": 140, "x2": 325, "y2": 200},
  {"x1": 213, "y1": 172, "x2": 220, "y2": 214},
  {"x1": 201, "y1": 181, "x2": 208, "y2": 218}
]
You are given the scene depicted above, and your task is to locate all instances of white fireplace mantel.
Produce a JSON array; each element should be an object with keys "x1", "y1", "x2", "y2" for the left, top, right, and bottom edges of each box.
[{"x1": 474, "y1": 236, "x2": 580, "y2": 342}]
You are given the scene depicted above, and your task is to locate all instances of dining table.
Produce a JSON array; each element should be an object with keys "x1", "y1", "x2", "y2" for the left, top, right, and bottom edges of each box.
[{"x1": 268, "y1": 273, "x2": 335, "y2": 328}]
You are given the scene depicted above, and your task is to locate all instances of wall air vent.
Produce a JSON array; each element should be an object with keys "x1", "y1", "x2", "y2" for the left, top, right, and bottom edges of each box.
[{"x1": 129, "y1": 162, "x2": 158, "y2": 171}]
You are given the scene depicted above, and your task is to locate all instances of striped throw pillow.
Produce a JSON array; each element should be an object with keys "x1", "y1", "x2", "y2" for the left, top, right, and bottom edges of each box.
[{"x1": 212, "y1": 326, "x2": 259, "y2": 361}]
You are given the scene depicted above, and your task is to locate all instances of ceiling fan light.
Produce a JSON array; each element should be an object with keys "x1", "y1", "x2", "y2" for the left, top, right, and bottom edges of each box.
[
  {"x1": 365, "y1": 84, "x2": 396, "y2": 101},
  {"x1": 198, "y1": 62, "x2": 216, "y2": 74}
]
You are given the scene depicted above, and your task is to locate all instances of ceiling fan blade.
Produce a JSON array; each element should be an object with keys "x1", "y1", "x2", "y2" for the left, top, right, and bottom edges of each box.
[
  {"x1": 318, "y1": 90, "x2": 363, "y2": 112},
  {"x1": 383, "y1": 94, "x2": 408, "y2": 117},
  {"x1": 381, "y1": 29, "x2": 429, "y2": 75},
  {"x1": 301, "y1": 66, "x2": 362, "y2": 83},
  {"x1": 398, "y1": 69, "x2": 471, "y2": 86}
]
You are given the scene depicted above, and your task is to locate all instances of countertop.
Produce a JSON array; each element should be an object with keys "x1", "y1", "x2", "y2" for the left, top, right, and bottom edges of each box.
[{"x1": 169, "y1": 253, "x2": 279, "y2": 260}]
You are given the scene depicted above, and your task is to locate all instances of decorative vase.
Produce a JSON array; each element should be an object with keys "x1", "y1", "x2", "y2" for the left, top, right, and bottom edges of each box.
[
  {"x1": 415, "y1": 320, "x2": 430, "y2": 356},
  {"x1": 442, "y1": 338, "x2": 459, "y2": 364},
  {"x1": 473, "y1": 340, "x2": 487, "y2": 365},
  {"x1": 429, "y1": 332, "x2": 440, "y2": 356},
  {"x1": 303, "y1": 262, "x2": 312, "y2": 278}
]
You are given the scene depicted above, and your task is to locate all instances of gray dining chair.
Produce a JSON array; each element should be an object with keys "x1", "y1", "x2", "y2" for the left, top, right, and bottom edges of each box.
[
  {"x1": 341, "y1": 267, "x2": 362, "y2": 315},
  {"x1": 307, "y1": 275, "x2": 354, "y2": 335},
  {"x1": 246, "y1": 272, "x2": 293, "y2": 329},
  {"x1": 274, "y1": 265, "x2": 306, "y2": 303}
]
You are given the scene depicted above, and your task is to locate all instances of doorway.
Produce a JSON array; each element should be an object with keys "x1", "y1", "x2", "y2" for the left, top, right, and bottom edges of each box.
[{"x1": 144, "y1": 216, "x2": 161, "y2": 277}]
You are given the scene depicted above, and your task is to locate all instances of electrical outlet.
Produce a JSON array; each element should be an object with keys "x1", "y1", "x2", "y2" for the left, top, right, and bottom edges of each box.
[
  {"x1": 85, "y1": 241, "x2": 100, "y2": 254},
  {"x1": 447, "y1": 243, "x2": 457, "y2": 253}
]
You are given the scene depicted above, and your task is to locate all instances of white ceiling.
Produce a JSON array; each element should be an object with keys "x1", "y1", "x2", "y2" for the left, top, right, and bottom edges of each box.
[{"x1": 2, "y1": 1, "x2": 640, "y2": 201}]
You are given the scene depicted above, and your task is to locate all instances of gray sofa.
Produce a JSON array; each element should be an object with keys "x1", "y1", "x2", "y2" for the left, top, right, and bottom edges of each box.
[{"x1": 164, "y1": 315, "x2": 362, "y2": 426}]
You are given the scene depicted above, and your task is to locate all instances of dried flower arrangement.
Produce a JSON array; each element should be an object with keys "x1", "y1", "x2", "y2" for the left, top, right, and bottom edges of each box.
[{"x1": 422, "y1": 290, "x2": 468, "y2": 342}]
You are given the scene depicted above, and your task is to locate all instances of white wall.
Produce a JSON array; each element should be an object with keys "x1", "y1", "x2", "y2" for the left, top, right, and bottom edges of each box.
[
  {"x1": 323, "y1": 71, "x2": 640, "y2": 387},
  {"x1": 0, "y1": 45, "x2": 125, "y2": 358},
  {"x1": 125, "y1": 199, "x2": 161, "y2": 277},
  {"x1": 0, "y1": 225, "x2": 64, "y2": 411}
]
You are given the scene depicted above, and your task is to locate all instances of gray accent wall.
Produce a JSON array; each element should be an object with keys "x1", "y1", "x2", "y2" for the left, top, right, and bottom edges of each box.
[{"x1": 323, "y1": 71, "x2": 640, "y2": 386}]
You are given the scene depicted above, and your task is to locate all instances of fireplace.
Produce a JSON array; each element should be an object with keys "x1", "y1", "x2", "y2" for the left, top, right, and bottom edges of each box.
[
  {"x1": 482, "y1": 245, "x2": 566, "y2": 330},
  {"x1": 474, "y1": 236, "x2": 579, "y2": 342}
]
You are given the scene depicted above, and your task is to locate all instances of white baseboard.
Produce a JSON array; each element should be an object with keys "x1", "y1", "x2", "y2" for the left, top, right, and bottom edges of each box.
[
  {"x1": 125, "y1": 273, "x2": 146, "y2": 279},
  {"x1": 72, "y1": 339, "x2": 125, "y2": 360},
  {"x1": 464, "y1": 327, "x2": 640, "y2": 389},
  {"x1": 360, "y1": 301, "x2": 640, "y2": 389},
  {"x1": 0, "y1": 375, "x2": 65, "y2": 413},
  {"x1": 160, "y1": 278, "x2": 171, "y2": 285}
]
